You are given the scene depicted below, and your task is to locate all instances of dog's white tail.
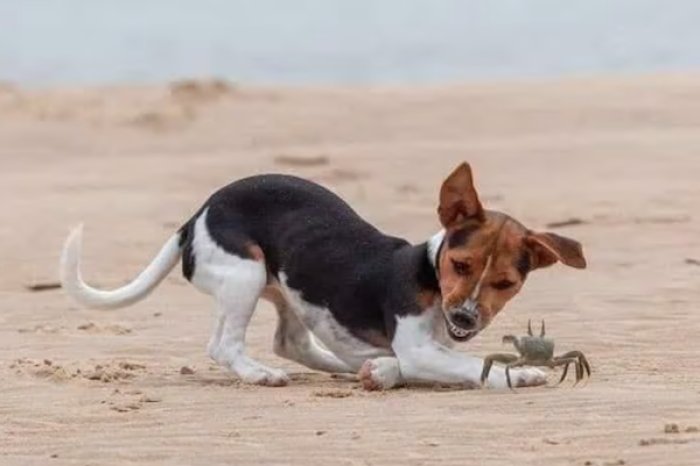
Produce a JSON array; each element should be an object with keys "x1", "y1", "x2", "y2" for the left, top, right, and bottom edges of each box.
[{"x1": 59, "y1": 224, "x2": 182, "y2": 310}]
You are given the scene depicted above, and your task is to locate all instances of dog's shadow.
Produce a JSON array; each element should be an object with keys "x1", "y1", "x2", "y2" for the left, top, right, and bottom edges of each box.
[
  {"x1": 139, "y1": 369, "x2": 362, "y2": 390},
  {"x1": 143, "y1": 369, "x2": 480, "y2": 394}
]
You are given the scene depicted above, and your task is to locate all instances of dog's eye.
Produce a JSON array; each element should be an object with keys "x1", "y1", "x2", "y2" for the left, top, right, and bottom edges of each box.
[
  {"x1": 492, "y1": 280, "x2": 516, "y2": 290},
  {"x1": 451, "y1": 260, "x2": 470, "y2": 276}
]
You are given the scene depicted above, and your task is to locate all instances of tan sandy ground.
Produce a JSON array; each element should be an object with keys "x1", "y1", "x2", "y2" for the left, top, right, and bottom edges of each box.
[{"x1": 1, "y1": 75, "x2": 699, "y2": 466}]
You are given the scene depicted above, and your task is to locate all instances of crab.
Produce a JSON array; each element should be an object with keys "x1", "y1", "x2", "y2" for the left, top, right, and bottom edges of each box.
[{"x1": 480, "y1": 319, "x2": 591, "y2": 390}]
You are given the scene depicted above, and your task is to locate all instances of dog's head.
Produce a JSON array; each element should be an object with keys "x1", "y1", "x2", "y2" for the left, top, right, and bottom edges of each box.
[{"x1": 432, "y1": 162, "x2": 586, "y2": 342}]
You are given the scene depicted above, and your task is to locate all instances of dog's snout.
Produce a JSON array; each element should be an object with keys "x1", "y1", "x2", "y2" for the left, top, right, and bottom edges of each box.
[{"x1": 450, "y1": 310, "x2": 478, "y2": 330}]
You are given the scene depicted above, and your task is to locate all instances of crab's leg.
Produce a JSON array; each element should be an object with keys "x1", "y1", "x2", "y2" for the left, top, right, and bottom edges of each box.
[
  {"x1": 557, "y1": 362, "x2": 570, "y2": 385},
  {"x1": 480, "y1": 353, "x2": 519, "y2": 386},
  {"x1": 504, "y1": 359, "x2": 528, "y2": 391},
  {"x1": 557, "y1": 351, "x2": 591, "y2": 382},
  {"x1": 549, "y1": 357, "x2": 580, "y2": 385},
  {"x1": 575, "y1": 358, "x2": 584, "y2": 384}
]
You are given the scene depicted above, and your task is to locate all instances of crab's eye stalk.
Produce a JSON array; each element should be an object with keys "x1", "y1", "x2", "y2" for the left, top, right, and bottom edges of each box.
[
  {"x1": 451, "y1": 260, "x2": 471, "y2": 276},
  {"x1": 492, "y1": 279, "x2": 516, "y2": 291}
]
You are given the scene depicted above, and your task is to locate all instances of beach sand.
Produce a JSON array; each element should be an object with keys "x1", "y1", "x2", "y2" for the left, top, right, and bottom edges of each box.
[{"x1": 1, "y1": 75, "x2": 699, "y2": 465}]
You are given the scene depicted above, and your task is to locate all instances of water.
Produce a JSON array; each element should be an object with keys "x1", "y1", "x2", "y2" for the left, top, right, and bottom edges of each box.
[{"x1": 2, "y1": 0, "x2": 700, "y2": 87}]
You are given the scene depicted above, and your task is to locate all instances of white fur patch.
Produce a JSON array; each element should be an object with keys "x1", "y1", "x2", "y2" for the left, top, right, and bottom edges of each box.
[
  {"x1": 392, "y1": 309, "x2": 545, "y2": 389},
  {"x1": 191, "y1": 209, "x2": 288, "y2": 386},
  {"x1": 427, "y1": 229, "x2": 446, "y2": 268},
  {"x1": 277, "y1": 273, "x2": 392, "y2": 370},
  {"x1": 359, "y1": 357, "x2": 403, "y2": 390},
  {"x1": 59, "y1": 224, "x2": 181, "y2": 310},
  {"x1": 462, "y1": 253, "x2": 494, "y2": 315},
  {"x1": 269, "y1": 287, "x2": 353, "y2": 374}
]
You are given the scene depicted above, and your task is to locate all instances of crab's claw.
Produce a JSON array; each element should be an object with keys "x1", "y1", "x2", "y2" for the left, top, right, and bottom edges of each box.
[
  {"x1": 502, "y1": 335, "x2": 517, "y2": 346},
  {"x1": 540, "y1": 320, "x2": 546, "y2": 337},
  {"x1": 527, "y1": 319, "x2": 533, "y2": 336}
]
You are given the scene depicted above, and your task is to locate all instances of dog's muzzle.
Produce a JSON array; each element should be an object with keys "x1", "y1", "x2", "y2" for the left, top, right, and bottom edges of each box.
[{"x1": 446, "y1": 299, "x2": 481, "y2": 341}]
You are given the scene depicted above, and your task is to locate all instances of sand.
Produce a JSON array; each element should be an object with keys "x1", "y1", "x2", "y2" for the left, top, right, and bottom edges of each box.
[{"x1": 1, "y1": 75, "x2": 699, "y2": 465}]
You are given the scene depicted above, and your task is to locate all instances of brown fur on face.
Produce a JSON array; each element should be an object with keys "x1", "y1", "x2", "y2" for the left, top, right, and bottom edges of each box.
[{"x1": 435, "y1": 163, "x2": 587, "y2": 329}]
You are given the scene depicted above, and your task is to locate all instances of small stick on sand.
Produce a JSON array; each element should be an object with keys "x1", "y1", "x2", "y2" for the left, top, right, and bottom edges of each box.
[
  {"x1": 274, "y1": 154, "x2": 330, "y2": 167},
  {"x1": 545, "y1": 218, "x2": 587, "y2": 229},
  {"x1": 25, "y1": 282, "x2": 62, "y2": 292}
]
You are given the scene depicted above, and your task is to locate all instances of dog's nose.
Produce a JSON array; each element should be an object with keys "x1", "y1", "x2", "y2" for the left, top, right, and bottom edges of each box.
[{"x1": 451, "y1": 310, "x2": 478, "y2": 330}]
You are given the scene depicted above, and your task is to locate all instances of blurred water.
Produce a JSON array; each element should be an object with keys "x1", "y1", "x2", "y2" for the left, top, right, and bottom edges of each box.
[{"x1": 1, "y1": 0, "x2": 700, "y2": 86}]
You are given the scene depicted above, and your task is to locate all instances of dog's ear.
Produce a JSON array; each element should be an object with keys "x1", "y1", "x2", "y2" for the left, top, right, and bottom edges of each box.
[
  {"x1": 438, "y1": 162, "x2": 484, "y2": 228},
  {"x1": 525, "y1": 232, "x2": 587, "y2": 270}
]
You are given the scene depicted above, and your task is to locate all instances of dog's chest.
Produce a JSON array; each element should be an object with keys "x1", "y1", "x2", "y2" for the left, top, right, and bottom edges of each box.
[
  {"x1": 430, "y1": 309, "x2": 455, "y2": 348},
  {"x1": 276, "y1": 273, "x2": 392, "y2": 367}
]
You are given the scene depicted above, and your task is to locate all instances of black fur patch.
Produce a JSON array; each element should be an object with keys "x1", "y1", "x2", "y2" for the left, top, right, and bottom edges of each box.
[
  {"x1": 205, "y1": 204, "x2": 257, "y2": 261},
  {"x1": 413, "y1": 243, "x2": 440, "y2": 293},
  {"x1": 447, "y1": 224, "x2": 480, "y2": 248},
  {"x1": 176, "y1": 174, "x2": 435, "y2": 345},
  {"x1": 177, "y1": 219, "x2": 197, "y2": 281}
]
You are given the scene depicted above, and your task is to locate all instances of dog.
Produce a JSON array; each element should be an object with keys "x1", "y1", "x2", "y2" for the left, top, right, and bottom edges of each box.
[{"x1": 59, "y1": 162, "x2": 586, "y2": 390}]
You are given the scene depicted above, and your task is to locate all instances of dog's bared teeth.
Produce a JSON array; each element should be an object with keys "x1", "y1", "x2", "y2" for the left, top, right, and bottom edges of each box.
[{"x1": 448, "y1": 322, "x2": 469, "y2": 338}]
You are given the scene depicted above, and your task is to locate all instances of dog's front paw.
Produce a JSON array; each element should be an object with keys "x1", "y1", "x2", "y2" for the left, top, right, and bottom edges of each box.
[
  {"x1": 512, "y1": 367, "x2": 547, "y2": 388},
  {"x1": 358, "y1": 357, "x2": 402, "y2": 391},
  {"x1": 239, "y1": 366, "x2": 290, "y2": 387},
  {"x1": 484, "y1": 366, "x2": 547, "y2": 390}
]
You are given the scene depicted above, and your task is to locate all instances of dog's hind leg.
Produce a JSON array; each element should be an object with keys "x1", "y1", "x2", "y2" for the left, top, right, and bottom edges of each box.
[
  {"x1": 214, "y1": 278, "x2": 289, "y2": 386},
  {"x1": 265, "y1": 287, "x2": 353, "y2": 374},
  {"x1": 190, "y1": 211, "x2": 289, "y2": 386},
  {"x1": 206, "y1": 306, "x2": 226, "y2": 362}
]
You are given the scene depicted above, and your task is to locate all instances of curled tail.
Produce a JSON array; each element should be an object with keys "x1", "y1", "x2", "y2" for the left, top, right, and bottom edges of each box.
[{"x1": 59, "y1": 224, "x2": 183, "y2": 310}]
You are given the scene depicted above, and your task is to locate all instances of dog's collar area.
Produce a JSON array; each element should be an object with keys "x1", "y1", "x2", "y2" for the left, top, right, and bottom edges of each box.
[
  {"x1": 427, "y1": 230, "x2": 446, "y2": 280},
  {"x1": 434, "y1": 240, "x2": 445, "y2": 281}
]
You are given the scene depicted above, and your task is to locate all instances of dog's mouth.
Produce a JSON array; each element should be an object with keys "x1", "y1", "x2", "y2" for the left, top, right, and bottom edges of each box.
[{"x1": 445, "y1": 319, "x2": 478, "y2": 342}]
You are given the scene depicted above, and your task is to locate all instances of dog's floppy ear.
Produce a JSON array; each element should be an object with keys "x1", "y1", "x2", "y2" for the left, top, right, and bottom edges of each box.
[
  {"x1": 438, "y1": 162, "x2": 484, "y2": 228},
  {"x1": 525, "y1": 232, "x2": 587, "y2": 270}
]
